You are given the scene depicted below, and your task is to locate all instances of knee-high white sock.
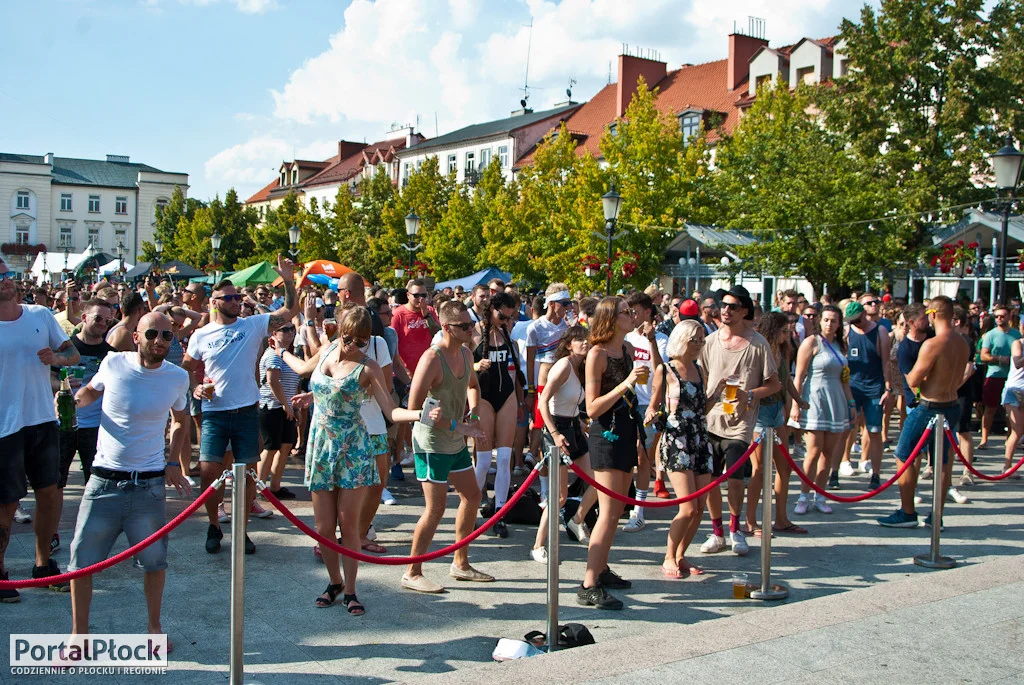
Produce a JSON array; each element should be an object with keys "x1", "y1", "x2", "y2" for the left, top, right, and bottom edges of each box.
[
  {"x1": 634, "y1": 489, "x2": 648, "y2": 522},
  {"x1": 540, "y1": 475, "x2": 549, "y2": 503},
  {"x1": 474, "y1": 450, "x2": 493, "y2": 493},
  {"x1": 493, "y1": 447, "x2": 513, "y2": 508}
]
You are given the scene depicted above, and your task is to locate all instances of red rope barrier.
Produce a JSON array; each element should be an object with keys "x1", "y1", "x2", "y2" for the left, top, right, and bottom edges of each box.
[
  {"x1": 261, "y1": 467, "x2": 541, "y2": 565},
  {"x1": 566, "y1": 437, "x2": 760, "y2": 508},
  {"x1": 778, "y1": 427, "x2": 931, "y2": 503},
  {"x1": 0, "y1": 484, "x2": 221, "y2": 589},
  {"x1": 945, "y1": 428, "x2": 1024, "y2": 481}
]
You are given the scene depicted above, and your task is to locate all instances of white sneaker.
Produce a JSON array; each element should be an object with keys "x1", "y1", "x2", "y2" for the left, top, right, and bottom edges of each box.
[
  {"x1": 14, "y1": 505, "x2": 32, "y2": 523},
  {"x1": 366, "y1": 524, "x2": 377, "y2": 541},
  {"x1": 530, "y1": 547, "x2": 548, "y2": 563},
  {"x1": 794, "y1": 496, "x2": 810, "y2": 515},
  {"x1": 730, "y1": 531, "x2": 749, "y2": 556},
  {"x1": 813, "y1": 497, "x2": 833, "y2": 514},
  {"x1": 700, "y1": 533, "x2": 727, "y2": 554},
  {"x1": 218, "y1": 504, "x2": 230, "y2": 523},
  {"x1": 958, "y1": 473, "x2": 974, "y2": 487},
  {"x1": 249, "y1": 500, "x2": 273, "y2": 518},
  {"x1": 566, "y1": 517, "x2": 591, "y2": 543},
  {"x1": 921, "y1": 464, "x2": 934, "y2": 480},
  {"x1": 852, "y1": 443, "x2": 862, "y2": 454},
  {"x1": 838, "y1": 461, "x2": 856, "y2": 477},
  {"x1": 858, "y1": 460, "x2": 873, "y2": 475},
  {"x1": 381, "y1": 488, "x2": 397, "y2": 505},
  {"x1": 400, "y1": 451, "x2": 414, "y2": 467},
  {"x1": 914, "y1": 494, "x2": 924, "y2": 505},
  {"x1": 947, "y1": 487, "x2": 970, "y2": 504},
  {"x1": 622, "y1": 515, "x2": 646, "y2": 533}
]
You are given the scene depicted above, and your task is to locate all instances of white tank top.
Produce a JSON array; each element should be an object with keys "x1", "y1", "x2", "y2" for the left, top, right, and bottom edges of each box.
[
  {"x1": 1006, "y1": 347, "x2": 1024, "y2": 393},
  {"x1": 547, "y1": 357, "x2": 584, "y2": 417}
]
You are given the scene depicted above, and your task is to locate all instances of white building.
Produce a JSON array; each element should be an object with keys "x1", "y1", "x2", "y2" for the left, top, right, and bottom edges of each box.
[{"x1": 1, "y1": 152, "x2": 188, "y2": 275}]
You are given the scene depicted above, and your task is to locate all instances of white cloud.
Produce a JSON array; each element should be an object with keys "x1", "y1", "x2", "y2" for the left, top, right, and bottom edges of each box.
[{"x1": 204, "y1": 136, "x2": 291, "y2": 190}]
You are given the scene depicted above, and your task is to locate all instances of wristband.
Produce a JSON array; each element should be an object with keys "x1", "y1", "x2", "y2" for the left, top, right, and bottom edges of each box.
[
  {"x1": 848, "y1": 399, "x2": 856, "y2": 408},
  {"x1": 469, "y1": 413, "x2": 480, "y2": 421},
  {"x1": 165, "y1": 462, "x2": 181, "y2": 468},
  {"x1": 305, "y1": 320, "x2": 315, "y2": 327},
  {"x1": 451, "y1": 419, "x2": 457, "y2": 432}
]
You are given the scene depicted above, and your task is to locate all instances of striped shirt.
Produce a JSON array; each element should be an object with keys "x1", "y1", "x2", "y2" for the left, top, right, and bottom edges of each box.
[{"x1": 259, "y1": 347, "x2": 302, "y2": 409}]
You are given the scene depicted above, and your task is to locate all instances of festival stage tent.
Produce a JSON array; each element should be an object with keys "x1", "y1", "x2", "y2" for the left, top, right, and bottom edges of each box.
[{"x1": 433, "y1": 267, "x2": 512, "y2": 292}]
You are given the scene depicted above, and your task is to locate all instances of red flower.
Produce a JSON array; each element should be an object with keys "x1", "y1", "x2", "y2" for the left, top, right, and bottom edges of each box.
[{"x1": 968, "y1": 242, "x2": 979, "y2": 249}]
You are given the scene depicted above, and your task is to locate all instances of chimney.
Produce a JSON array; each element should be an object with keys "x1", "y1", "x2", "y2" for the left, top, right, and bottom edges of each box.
[
  {"x1": 337, "y1": 140, "x2": 366, "y2": 160},
  {"x1": 728, "y1": 32, "x2": 769, "y2": 91},
  {"x1": 44, "y1": 152, "x2": 54, "y2": 166},
  {"x1": 616, "y1": 53, "x2": 667, "y2": 119},
  {"x1": 106, "y1": 154, "x2": 130, "y2": 163}
]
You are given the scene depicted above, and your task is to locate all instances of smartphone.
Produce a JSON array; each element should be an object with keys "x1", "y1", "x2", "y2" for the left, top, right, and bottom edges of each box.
[{"x1": 419, "y1": 396, "x2": 441, "y2": 427}]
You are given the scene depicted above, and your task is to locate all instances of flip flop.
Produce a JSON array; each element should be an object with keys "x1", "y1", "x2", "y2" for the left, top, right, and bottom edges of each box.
[
  {"x1": 361, "y1": 541, "x2": 387, "y2": 554},
  {"x1": 661, "y1": 565, "x2": 684, "y2": 579},
  {"x1": 679, "y1": 561, "x2": 704, "y2": 576},
  {"x1": 772, "y1": 522, "x2": 809, "y2": 534}
]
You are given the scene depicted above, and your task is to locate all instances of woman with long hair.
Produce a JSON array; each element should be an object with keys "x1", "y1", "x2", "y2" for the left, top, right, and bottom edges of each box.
[
  {"x1": 791, "y1": 305, "x2": 855, "y2": 516},
  {"x1": 747, "y1": 312, "x2": 806, "y2": 534},
  {"x1": 578, "y1": 297, "x2": 645, "y2": 610},
  {"x1": 532, "y1": 325, "x2": 599, "y2": 561},
  {"x1": 470, "y1": 291, "x2": 525, "y2": 538}
]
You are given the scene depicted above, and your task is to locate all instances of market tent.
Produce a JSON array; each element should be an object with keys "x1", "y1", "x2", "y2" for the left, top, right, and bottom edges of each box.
[
  {"x1": 227, "y1": 261, "x2": 278, "y2": 286},
  {"x1": 124, "y1": 260, "x2": 205, "y2": 279},
  {"x1": 99, "y1": 260, "x2": 133, "y2": 276},
  {"x1": 433, "y1": 267, "x2": 512, "y2": 292}
]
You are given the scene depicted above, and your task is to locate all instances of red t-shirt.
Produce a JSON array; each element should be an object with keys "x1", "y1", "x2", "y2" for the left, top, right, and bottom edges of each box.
[{"x1": 391, "y1": 305, "x2": 436, "y2": 374}]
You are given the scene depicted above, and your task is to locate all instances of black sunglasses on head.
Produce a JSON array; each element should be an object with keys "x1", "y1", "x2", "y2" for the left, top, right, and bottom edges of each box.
[{"x1": 143, "y1": 329, "x2": 174, "y2": 341}]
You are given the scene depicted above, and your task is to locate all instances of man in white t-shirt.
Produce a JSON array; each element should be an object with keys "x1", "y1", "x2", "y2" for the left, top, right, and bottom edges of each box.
[
  {"x1": 68, "y1": 312, "x2": 191, "y2": 638},
  {"x1": 622, "y1": 292, "x2": 668, "y2": 532},
  {"x1": 183, "y1": 256, "x2": 298, "y2": 556},
  {"x1": 0, "y1": 258, "x2": 81, "y2": 601},
  {"x1": 525, "y1": 284, "x2": 570, "y2": 470}
]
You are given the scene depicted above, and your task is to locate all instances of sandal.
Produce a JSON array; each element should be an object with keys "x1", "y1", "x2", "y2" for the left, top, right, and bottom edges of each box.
[
  {"x1": 772, "y1": 522, "x2": 808, "y2": 535},
  {"x1": 315, "y1": 583, "x2": 344, "y2": 608},
  {"x1": 661, "y1": 564, "x2": 684, "y2": 579},
  {"x1": 679, "y1": 560, "x2": 704, "y2": 576},
  {"x1": 343, "y1": 594, "x2": 365, "y2": 615},
  {"x1": 361, "y1": 541, "x2": 387, "y2": 554}
]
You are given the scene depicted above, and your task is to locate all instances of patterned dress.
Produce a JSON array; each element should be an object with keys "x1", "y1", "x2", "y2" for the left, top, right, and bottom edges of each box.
[
  {"x1": 660, "y1": 362, "x2": 714, "y2": 475},
  {"x1": 305, "y1": 342, "x2": 380, "y2": 491}
]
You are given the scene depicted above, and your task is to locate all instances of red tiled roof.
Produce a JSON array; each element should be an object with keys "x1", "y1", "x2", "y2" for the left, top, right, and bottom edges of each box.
[
  {"x1": 246, "y1": 178, "x2": 279, "y2": 204},
  {"x1": 302, "y1": 137, "x2": 415, "y2": 189}
]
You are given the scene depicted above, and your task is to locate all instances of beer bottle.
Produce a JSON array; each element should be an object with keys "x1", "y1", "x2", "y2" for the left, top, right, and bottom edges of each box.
[{"x1": 57, "y1": 368, "x2": 78, "y2": 432}]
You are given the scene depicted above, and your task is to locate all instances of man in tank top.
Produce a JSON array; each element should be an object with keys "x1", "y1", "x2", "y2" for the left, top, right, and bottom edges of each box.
[{"x1": 843, "y1": 295, "x2": 892, "y2": 491}]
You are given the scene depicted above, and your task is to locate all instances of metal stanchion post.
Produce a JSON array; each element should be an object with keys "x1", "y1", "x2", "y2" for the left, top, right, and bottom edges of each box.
[
  {"x1": 546, "y1": 447, "x2": 560, "y2": 652},
  {"x1": 751, "y1": 429, "x2": 788, "y2": 601},
  {"x1": 914, "y1": 422, "x2": 956, "y2": 569},
  {"x1": 227, "y1": 463, "x2": 264, "y2": 685}
]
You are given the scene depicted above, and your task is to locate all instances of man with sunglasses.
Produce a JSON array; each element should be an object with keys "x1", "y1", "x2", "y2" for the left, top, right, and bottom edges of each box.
[
  {"x1": 67, "y1": 311, "x2": 192, "y2": 638},
  {"x1": 391, "y1": 279, "x2": 440, "y2": 377},
  {"x1": 107, "y1": 291, "x2": 146, "y2": 352},
  {"x1": 54, "y1": 279, "x2": 83, "y2": 336},
  {"x1": 0, "y1": 258, "x2": 81, "y2": 602},
  {"x1": 979, "y1": 304, "x2": 1020, "y2": 448},
  {"x1": 182, "y1": 256, "x2": 298, "y2": 556}
]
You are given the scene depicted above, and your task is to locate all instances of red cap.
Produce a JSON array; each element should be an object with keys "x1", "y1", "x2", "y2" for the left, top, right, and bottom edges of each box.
[
  {"x1": 882, "y1": 294, "x2": 892, "y2": 303},
  {"x1": 678, "y1": 299, "x2": 700, "y2": 319}
]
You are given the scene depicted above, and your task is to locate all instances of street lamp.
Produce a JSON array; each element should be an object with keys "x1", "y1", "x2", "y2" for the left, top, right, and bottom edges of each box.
[
  {"x1": 288, "y1": 224, "x2": 301, "y2": 260},
  {"x1": 116, "y1": 240, "x2": 125, "y2": 276},
  {"x1": 63, "y1": 247, "x2": 70, "y2": 281},
  {"x1": 596, "y1": 185, "x2": 624, "y2": 295},
  {"x1": 210, "y1": 232, "x2": 222, "y2": 277},
  {"x1": 40, "y1": 250, "x2": 48, "y2": 283},
  {"x1": 990, "y1": 136, "x2": 1024, "y2": 305},
  {"x1": 153, "y1": 236, "x2": 163, "y2": 276},
  {"x1": 404, "y1": 211, "x2": 422, "y2": 275}
]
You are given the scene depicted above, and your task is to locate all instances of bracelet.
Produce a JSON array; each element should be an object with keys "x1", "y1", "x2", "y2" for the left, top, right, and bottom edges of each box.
[
  {"x1": 165, "y1": 462, "x2": 181, "y2": 468},
  {"x1": 848, "y1": 400, "x2": 856, "y2": 407},
  {"x1": 451, "y1": 419, "x2": 457, "y2": 432},
  {"x1": 469, "y1": 413, "x2": 480, "y2": 421}
]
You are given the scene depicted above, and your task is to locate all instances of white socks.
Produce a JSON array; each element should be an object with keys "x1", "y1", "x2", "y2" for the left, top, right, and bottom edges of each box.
[
  {"x1": 634, "y1": 488, "x2": 648, "y2": 522},
  {"x1": 493, "y1": 447, "x2": 513, "y2": 508},
  {"x1": 474, "y1": 450, "x2": 493, "y2": 493}
]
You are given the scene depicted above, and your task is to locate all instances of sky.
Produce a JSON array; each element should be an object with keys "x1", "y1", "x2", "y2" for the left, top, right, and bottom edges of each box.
[{"x1": 0, "y1": 0, "x2": 876, "y2": 202}]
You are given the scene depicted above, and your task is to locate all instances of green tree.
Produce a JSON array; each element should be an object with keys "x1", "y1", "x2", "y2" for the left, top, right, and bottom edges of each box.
[
  {"x1": 244, "y1": 191, "x2": 303, "y2": 268},
  {"x1": 713, "y1": 83, "x2": 905, "y2": 295},
  {"x1": 329, "y1": 186, "x2": 372, "y2": 276},
  {"x1": 422, "y1": 186, "x2": 482, "y2": 280},
  {"x1": 987, "y1": 1, "x2": 1024, "y2": 140},
  {"x1": 142, "y1": 185, "x2": 202, "y2": 262},
  {"x1": 361, "y1": 169, "x2": 400, "y2": 282},
  {"x1": 299, "y1": 197, "x2": 338, "y2": 263}
]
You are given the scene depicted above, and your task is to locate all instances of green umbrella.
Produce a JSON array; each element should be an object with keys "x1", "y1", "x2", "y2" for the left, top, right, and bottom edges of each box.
[{"x1": 227, "y1": 261, "x2": 278, "y2": 286}]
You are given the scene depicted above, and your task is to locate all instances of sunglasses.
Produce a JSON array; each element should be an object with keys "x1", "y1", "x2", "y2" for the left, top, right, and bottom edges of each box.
[
  {"x1": 214, "y1": 294, "x2": 244, "y2": 302},
  {"x1": 863, "y1": 300, "x2": 880, "y2": 306},
  {"x1": 342, "y1": 335, "x2": 369, "y2": 347},
  {"x1": 278, "y1": 326, "x2": 296, "y2": 333},
  {"x1": 498, "y1": 313, "x2": 513, "y2": 322},
  {"x1": 411, "y1": 292, "x2": 429, "y2": 299},
  {"x1": 446, "y1": 322, "x2": 474, "y2": 331},
  {"x1": 143, "y1": 329, "x2": 175, "y2": 341},
  {"x1": 721, "y1": 302, "x2": 743, "y2": 311},
  {"x1": 803, "y1": 313, "x2": 818, "y2": 319},
  {"x1": 0, "y1": 272, "x2": 15, "y2": 281}
]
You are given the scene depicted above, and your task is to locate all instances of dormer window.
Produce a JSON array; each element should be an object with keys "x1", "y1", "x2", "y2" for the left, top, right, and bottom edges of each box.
[
  {"x1": 679, "y1": 113, "x2": 701, "y2": 144},
  {"x1": 607, "y1": 122, "x2": 617, "y2": 137},
  {"x1": 796, "y1": 66, "x2": 815, "y2": 84},
  {"x1": 280, "y1": 172, "x2": 287, "y2": 186},
  {"x1": 291, "y1": 169, "x2": 298, "y2": 185}
]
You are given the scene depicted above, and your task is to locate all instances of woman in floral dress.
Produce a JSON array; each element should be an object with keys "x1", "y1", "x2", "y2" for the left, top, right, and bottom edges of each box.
[{"x1": 646, "y1": 320, "x2": 724, "y2": 578}]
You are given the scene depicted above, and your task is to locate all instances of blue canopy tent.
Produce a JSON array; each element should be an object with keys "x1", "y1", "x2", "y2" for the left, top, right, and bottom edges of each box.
[{"x1": 433, "y1": 267, "x2": 512, "y2": 292}]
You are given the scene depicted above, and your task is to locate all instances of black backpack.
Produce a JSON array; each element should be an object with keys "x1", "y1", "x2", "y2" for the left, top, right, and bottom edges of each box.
[
  {"x1": 524, "y1": 623, "x2": 596, "y2": 650},
  {"x1": 480, "y1": 482, "x2": 543, "y2": 526}
]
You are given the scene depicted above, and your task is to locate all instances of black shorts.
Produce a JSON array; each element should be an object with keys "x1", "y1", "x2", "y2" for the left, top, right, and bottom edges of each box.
[
  {"x1": 957, "y1": 394, "x2": 973, "y2": 434},
  {"x1": 709, "y1": 433, "x2": 751, "y2": 481},
  {"x1": 0, "y1": 422, "x2": 61, "y2": 504},
  {"x1": 58, "y1": 426, "x2": 99, "y2": 487},
  {"x1": 587, "y1": 408, "x2": 639, "y2": 473},
  {"x1": 542, "y1": 416, "x2": 588, "y2": 461},
  {"x1": 259, "y1": 406, "x2": 298, "y2": 451}
]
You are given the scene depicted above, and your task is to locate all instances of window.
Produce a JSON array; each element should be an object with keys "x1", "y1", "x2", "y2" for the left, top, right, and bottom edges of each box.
[
  {"x1": 87, "y1": 224, "x2": 101, "y2": 249},
  {"x1": 59, "y1": 223, "x2": 74, "y2": 248},
  {"x1": 114, "y1": 227, "x2": 127, "y2": 244},
  {"x1": 15, "y1": 228, "x2": 29, "y2": 245},
  {"x1": 60, "y1": 193, "x2": 72, "y2": 211},
  {"x1": 838, "y1": 59, "x2": 848, "y2": 77},
  {"x1": 280, "y1": 172, "x2": 287, "y2": 186},
  {"x1": 88, "y1": 195, "x2": 100, "y2": 213},
  {"x1": 608, "y1": 122, "x2": 617, "y2": 137},
  {"x1": 480, "y1": 148, "x2": 492, "y2": 169},
  {"x1": 498, "y1": 145, "x2": 509, "y2": 168},
  {"x1": 291, "y1": 169, "x2": 298, "y2": 185},
  {"x1": 796, "y1": 66, "x2": 815, "y2": 84},
  {"x1": 447, "y1": 154, "x2": 457, "y2": 174},
  {"x1": 464, "y1": 151, "x2": 476, "y2": 173},
  {"x1": 756, "y1": 74, "x2": 772, "y2": 91},
  {"x1": 155, "y1": 198, "x2": 169, "y2": 214},
  {"x1": 16, "y1": 191, "x2": 30, "y2": 210},
  {"x1": 402, "y1": 163, "x2": 410, "y2": 187},
  {"x1": 115, "y1": 196, "x2": 127, "y2": 214},
  {"x1": 679, "y1": 113, "x2": 700, "y2": 142}
]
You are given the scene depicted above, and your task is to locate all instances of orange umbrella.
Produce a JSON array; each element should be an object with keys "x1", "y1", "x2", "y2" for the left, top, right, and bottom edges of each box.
[{"x1": 273, "y1": 260, "x2": 370, "y2": 288}]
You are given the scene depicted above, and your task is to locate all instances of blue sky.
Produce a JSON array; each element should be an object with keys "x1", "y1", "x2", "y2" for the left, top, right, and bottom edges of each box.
[{"x1": 1, "y1": 0, "x2": 869, "y2": 201}]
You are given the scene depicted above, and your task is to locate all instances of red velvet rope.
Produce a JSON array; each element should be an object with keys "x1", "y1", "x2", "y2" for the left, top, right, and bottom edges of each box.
[
  {"x1": 566, "y1": 437, "x2": 760, "y2": 507},
  {"x1": 778, "y1": 427, "x2": 931, "y2": 503},
  {"x1": 945, "y1": 428, "x2": 1024, "y2": 481},
  {"x1": 261, "y1": 467, "x2": 541, "y2": 565},
  {"x1": 0, "y1": 484, "x2": 220, "y2": 589}
]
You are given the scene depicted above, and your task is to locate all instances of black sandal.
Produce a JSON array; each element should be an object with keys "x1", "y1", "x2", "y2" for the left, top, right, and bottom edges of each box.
[
  {"x1": 315, "y1": 583, "x2": 343, "y2": 608},
  {"x1": 343, "y1": 594, "x2": 365, "y2": 615}
]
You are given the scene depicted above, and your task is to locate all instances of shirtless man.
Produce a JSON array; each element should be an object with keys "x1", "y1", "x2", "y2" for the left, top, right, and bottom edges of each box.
[{"x1": 877, "y1": 296, "x2": 970, "y2": 529}]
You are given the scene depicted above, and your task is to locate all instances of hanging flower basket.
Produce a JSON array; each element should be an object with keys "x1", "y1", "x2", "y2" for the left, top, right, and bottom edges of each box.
[
  {"x1": 929, "y1": 241, "x2": 979, "y2": 277},
  {"x1": 1, "y1": 242, "x2": 47, "y2": 256}
]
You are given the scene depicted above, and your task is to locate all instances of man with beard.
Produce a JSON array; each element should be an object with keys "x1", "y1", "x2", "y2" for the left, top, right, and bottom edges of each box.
[
  {"x1": 468, "y1": 284, "x2": 491, "y2": 323},
  {"x1": 0, "y1": 258, "x2": 80, "y2": 603},
  {"x1": 68, "y1": 312, "x2": 192, "y2": 640}
]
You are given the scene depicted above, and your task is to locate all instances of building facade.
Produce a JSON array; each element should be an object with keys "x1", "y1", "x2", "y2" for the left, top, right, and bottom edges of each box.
[{"x1": 1, "y1": 152, "x2": 188, "y2": 274}]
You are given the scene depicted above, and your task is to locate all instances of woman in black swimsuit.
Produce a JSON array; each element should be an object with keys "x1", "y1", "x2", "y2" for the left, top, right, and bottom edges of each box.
[{"x1": 471, "y1": 292, "x2": 525, "y2": 538}]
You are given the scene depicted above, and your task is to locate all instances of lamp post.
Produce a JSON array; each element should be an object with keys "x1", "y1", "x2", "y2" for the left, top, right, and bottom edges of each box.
[
  {"x1": 153, "y1": 236, "x2": 163, "y2": 277},
  {"x1": 63, "y1": 247, "x2": 70, "y2": 281},
  {"x1": 116, "y1": 240, "x2": 125, "y2": 279},
  {"x1": 597, "y1": 186, "x2": 624, "y2": 295},
  {"x1": 990, "y1": 137, "x2": 1023, "y2": 305},
  {"x1": 211, "y1": 232, "x2": 222, "y2": 279},
  {"x1": 40, "y1": 250, "x2": 48, "y2": 284},
  {"x1": 288, "y1": 224, "x2": 301, "y2": 260},
  {"x1": 404, "y1": 211, "x2": 422, "y2": 276}
]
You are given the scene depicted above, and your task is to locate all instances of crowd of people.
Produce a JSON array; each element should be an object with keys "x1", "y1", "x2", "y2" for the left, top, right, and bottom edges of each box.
[{"x1": 0, "y1": 257, "x2": 1018, "y2": 632}]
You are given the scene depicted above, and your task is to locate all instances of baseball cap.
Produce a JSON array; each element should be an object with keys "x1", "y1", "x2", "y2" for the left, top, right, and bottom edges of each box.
[
  {"x1": 678, "y1": 299, "x2": 700, "y2": 320},
  {"x1": 844, "y1": 301, "x2": 865, "y2": 323}
]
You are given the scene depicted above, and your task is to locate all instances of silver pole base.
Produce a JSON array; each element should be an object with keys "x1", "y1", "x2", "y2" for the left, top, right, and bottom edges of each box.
[
  {"x1": 913, "y1": 554, "x2": 956, "y2": 569},
  {"x1": 750, "y1": 585, "x2": 789, "y2": 601}
]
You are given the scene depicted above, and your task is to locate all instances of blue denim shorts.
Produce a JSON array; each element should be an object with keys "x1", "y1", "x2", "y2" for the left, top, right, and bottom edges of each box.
[
  {"x1": 755, "y1": 401, "x2": 785, "y2": 431},
  {"x1": 895, "y1": 401, "x2": 961, "y2": 466},
  {"x1": 851, "y1": 388, "x2": 884, "y2": 432},
  {"x1": 68, "y1": 475, "x2": 168, "y2": 573},
  {"x1": 201, "y1": 404, "x2": 260, "y2": 464}
]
